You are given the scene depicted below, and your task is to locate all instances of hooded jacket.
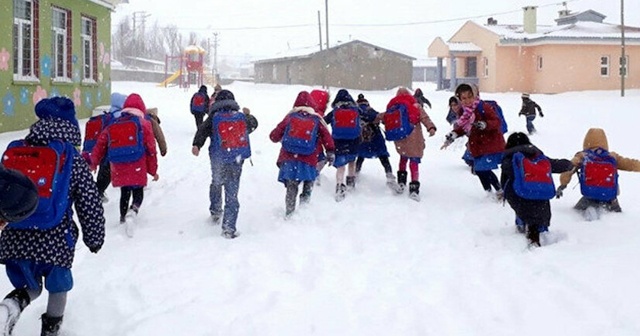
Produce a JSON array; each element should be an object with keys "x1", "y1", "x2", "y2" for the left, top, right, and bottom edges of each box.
[
  {"x1": 145, "y1": 107, "x2": 168, "y2": 156},
  {"x1": 559, "y1": 128, "x2": 640, "y2": 192},
  {"x1": 0, "y1": 118, "x2": 105, "y2": 268},
  {"x1": 91, "y1": 94, "x2": 158, "y2": 187}
]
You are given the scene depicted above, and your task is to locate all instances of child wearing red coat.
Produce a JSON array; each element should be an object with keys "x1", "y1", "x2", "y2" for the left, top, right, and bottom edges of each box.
[
  {"x1": 270, "y1": 91, "x2": 335, "y2": 217},
  {"x1": 91, "y1": 94, "x2": 159, "y2": 234}
]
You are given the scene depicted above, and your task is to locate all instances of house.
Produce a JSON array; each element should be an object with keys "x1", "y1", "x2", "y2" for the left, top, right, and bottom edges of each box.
[
  {"x1": 254, "y1": 40, "x2": 415, "y2": 91},
  {"x1": 0, "y1": 0, "x2": 119, "y2": 132},
  {"x1": 428, "y1": 7, "x2": 640, "y2": 94}
]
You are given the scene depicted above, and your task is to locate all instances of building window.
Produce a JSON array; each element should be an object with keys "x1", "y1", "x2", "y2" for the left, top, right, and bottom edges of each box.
[
  {"x1": 537, "y1": 56, "x2": 543, "y2": 71},
  {"x1": 81, "y1": 15, "x2": 97, "y2": 82},
  {"x1": 483, "y1": 57, "x2": 489, "y2": 77},
  {"x1": 600, "y1": 56, "x2": 609, "y2": 77},
  {"x1": 52, "y1": 6, "x2": 71, "y2": 80},
  {"x1": 13, "y1": 0, "x2": 40, "y2": 80},
  {"x1": 619, "y1": 55, "x2": 629, "y2": 77},
  {"x1": 465, "y1": 57, "x2": 477, "y2": 77}
]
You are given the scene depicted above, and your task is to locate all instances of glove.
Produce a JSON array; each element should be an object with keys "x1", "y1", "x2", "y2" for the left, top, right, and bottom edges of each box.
[
  {"x1": 325, "y1": 152, "x2": 335, "y2": 165},
  {"x1": 445, "y1": 131, "x2": 458, "y2": 143},
  {"x1": 539, "y1": 112, "x2": 544, "y2": 118},
  {"x1": 89, "y1": 245, "x2": 101, "y2": 254},
  {"x1": 555, "y1": 185, "x2": 566, "y2": 199},
  {"x1": 473, "y1": 121, "x2": 487, "y2": 130}
]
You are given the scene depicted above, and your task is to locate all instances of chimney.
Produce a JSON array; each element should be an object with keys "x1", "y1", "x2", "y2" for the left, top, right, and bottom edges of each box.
[
  {"x1": 487, "y1": 17, "x2": 497, "y2": 25},
  {"x1": 523, "y1": 6, "x2": 537, "y2": 34}
]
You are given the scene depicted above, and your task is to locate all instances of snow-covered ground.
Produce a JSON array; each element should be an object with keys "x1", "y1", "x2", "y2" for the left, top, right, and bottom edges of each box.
[{"x1": 2, "y1": 81, "x2": 640, "y2": 336}]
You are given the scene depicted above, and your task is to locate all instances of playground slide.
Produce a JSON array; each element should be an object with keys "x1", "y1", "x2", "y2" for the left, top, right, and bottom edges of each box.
[{"x1": 157, "y1": 70, "x2": 181, "y2": 87}]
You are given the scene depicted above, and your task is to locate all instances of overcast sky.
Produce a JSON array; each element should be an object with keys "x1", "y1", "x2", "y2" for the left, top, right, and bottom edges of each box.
[{"x1": 112, "y1": 0, "x2": 639, "y2": 64}]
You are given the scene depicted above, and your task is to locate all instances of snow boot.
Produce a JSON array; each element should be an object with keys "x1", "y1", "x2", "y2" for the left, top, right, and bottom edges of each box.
[
  {"x1": 346, "y1": 176, "x2": 356, "y2": 192},
  {"x1": 221, "y1": 230, "x2": 239, "y2": 239},
  {"x1": 396, "y1": 171, "x2": 407, "y2": 194},
  {"x1": 409, "y1": 181, "x2": 421, "y2": 202},
  {"x1": 385, "y1": 172, "x2": 400, "y2": 192},
  {"x1": 0, "y1": 289, "x2": 30, "y2": 336},
  {"x1": 40, "y1": 314, "x2": 63, "y2": 336},
  {"x1": 335, "y1": 183, "x2": 347, "y2": 202},
  {"x1": 527, "y1": 225, "x2": 541, "y2": 247}
]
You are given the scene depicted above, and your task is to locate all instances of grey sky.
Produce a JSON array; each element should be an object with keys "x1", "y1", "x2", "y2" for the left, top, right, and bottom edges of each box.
[{"x1": 112, "y1": 0, "x2": 639, "y2": 63}]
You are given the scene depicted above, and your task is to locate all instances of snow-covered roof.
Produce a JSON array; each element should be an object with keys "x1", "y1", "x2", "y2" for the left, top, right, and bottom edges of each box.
[
  {"x1": 413, "y1": 58, "x2": 438, "y2": 67},
  {"x1": 124, "y1": 56, "x2": 165, "y2": 66},
  {"x1": 447, "y1": 42, "x2": 482, "y2": 52},
  {"x1": 88, "y1": 0, "x2": 124, "y2": 10},
  {"x1": 185, "y1": 45, "x2": 206, "y2": 54},
  {"x1": 482, "y1": 21, "x2": 640, "y2": 45}
]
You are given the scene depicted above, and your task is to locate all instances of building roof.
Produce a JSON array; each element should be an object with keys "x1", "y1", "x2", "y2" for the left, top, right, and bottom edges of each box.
[
  {"x1": 448, "y1": 42, "x2": 482, "y2": 52},
  {"x1": 89, "y1": 0, "x2": 125, "y2": 10},
  {"x1": 254, "y1": 39, "x2": 416, "y2": 64},
  {"x1": 480, "y1": 10, "x2": 640, "y2": 45},
  {"x1": 124, "y1": 56, "x2": 165, "y2": 66}
]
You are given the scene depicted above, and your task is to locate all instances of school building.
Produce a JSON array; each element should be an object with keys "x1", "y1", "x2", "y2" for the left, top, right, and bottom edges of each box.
[
  {"x1": 0, "y1": 0, "x2": 118, "y2": 133},
  {"x1": 428, "y1": 7, "x2": 640, "y2": 94}
]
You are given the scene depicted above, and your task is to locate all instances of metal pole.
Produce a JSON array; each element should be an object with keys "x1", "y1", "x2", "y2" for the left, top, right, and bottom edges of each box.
[
  {"x1": 621, "y1": 0, "x2": 626, "y2": 97},
  {"x1": 325, "y1": 0, "x2": 329, "y2": 49},
  {"x1": 317, "y1": 10, "x2": 323, "y2": 51}
]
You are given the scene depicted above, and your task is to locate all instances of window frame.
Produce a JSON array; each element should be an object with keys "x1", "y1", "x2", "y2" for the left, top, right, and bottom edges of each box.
[
  {"x1": 13, "y1": 0, "x2": 40, "y2": 82},
  {"x1": 536, "y1": 55, "x2": 543, "y2": 71},
  {"x1": 619, "y1": 55, "x2": 629, "y2": 78},
  {"x1": 51, "y1": 6, "x2": 71, "y2": 81},
  {"x1": 600, "y1": 55, "x2": 610, "y2": 77},
  {"x1": 483, "y1": 57, "x2": 489, "y2": 78},
  {"x1": 81, "y1": 15, "x2": 98, "y2": 83}
]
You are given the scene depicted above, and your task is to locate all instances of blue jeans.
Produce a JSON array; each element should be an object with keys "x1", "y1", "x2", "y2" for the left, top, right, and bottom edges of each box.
[
  {"x1": 5, "y1": 260, "x2": 73, "y2": 293},
  {"x1": 526, "y1": 115, "x2": 536, "y2": 134},
  {"x1": 209, "y1": 159, "x2": 243, "y2": 233}
]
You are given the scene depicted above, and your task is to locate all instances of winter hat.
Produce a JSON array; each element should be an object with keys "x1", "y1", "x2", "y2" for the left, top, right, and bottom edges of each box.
[
  {"x1": 214, "y1": 84, "x2": 222, "y2": 92},
  {"x1": 110, "y1": 92, "x2": 127, "y2": 113},
  {"x1": 331, "y1": 89, "x2": 354, "y2": 107},
  {"x1": 356, "y1": 93, "x2": 369, "y2": 105},
  {"x1": 123, "y1": 93, "x2": 147, "y2": 112},
  {"x1": 521, "y1": 93, "x2": 530, "y2": 99},
  {"x1": 293, "y1": 91, "x2": 316, "y2": 109},
  {"x1": 310, "y1": 90, "x2": 329, "y2": 116},
  {"x1": 34, "y1": 97, "x2": 79, "y2": 128},
  {"x1": 214, "y1": 89, "x2": 235, "y2": 102},
  {"x1": 396, "y1": 87, "x2": 412, "y2": 96},
  {"x1": 505, "y1": 132, "x2": 532, "y2": 149},
  {"x1": 582, "y1": 128, "x2": 609, "y2": 151},
  {"x1": 0, "y1": 166, "x2": 39, "y2": 223}
]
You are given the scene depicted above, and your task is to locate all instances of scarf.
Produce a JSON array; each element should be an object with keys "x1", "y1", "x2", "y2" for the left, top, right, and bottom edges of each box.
[{"x1": 456, "y1": 98, "x2": 480, "y2": 133}]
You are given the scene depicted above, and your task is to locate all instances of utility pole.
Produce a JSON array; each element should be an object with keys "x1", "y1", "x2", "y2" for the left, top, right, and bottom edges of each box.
[
  {"x1": 212, "y1": 32, "x2": 219, "y2": 84},
  {"x1": 621, "y1": 0, "x2": 626, "y2": 97},
  {"x1": 317, "y1": 10, "x2": 323, "y2": 51},
  {"x1": 325, "y1": 0, "x2": 329, "y2": 49},
  {"x1": 132, "y1": 11, "x2": 151, "y2": 57}
]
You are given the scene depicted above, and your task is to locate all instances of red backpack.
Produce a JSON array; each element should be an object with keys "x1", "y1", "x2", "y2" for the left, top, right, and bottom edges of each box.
[
  {"x1": 331, "y1": 107, "x2": 361, "y2": 140},
  {"x1": 106, "y1": 115, "x2": 145, "y2": 163}
]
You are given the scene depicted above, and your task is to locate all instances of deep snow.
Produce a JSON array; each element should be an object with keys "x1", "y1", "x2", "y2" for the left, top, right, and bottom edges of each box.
[{"x1": 1, "y1": 81, "x2": 640, "y2": 336}]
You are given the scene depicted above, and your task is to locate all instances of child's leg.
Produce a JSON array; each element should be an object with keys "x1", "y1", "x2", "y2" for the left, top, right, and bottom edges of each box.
[
  {"x1": 45, "y1": 292, "x2": 67, "y2": 318},
  {"x1": 379, "y1": 156, "x2": 393, "y2": 174},
  {"x1": 355, "y1": 156, "x2": 365, "y2": 173},
  {"x1": 119, "y1": 187, "x2": 133, "y2": 219},
  {"x1": 96, "y1": 162, "x2": 111, "y2": 196},
  {"x1": 346, "y1": 161, "x2": 357, "y2": 189},
  {"x1": 475, "y1": 170, "x2": 500, "y2": 192},
  {"x1": 131, "y1": 187, "x2": 144, "y2": 210},
  {"x1": 398, "y1": 156, "x2": 408, "y2": 172},
  {"x1": 409, "y1": 160, "x2": 420, "y2": 182},
  {"x1": 285, "y1": 180, "x2": 300, "y2": 216},
  {"x1": 336, "y1": 166, "x2": 346, "y2": 185},
  {"x1": 300, "y1": 181, "x2": 313, "y2": 204}
]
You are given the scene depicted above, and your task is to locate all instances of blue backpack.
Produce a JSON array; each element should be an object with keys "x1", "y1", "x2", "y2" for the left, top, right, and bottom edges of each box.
[
  {"x1": 383, "y1": 103, "x2": 414, "y2": 141},
  {"x1": 331, "y1": 106, "x2": 361, "y2": 140},
  {"x1": 512, "y1": 152, "x2": 556, "y2": 200},
  {"x1": 212, "y1": 110, "x2": 252, "y2": 163},
  {"x1": 281, "y1": 114, "x2": 319, "y2": 155},
  {"x1": 106, "y1": 114, "x2": 145, "y2": 163},
  {"x1": 578, "y1": 148, "x2": 618, "y2": 201},
  {"x1": 478, "y1": 100, "x2": 508, "y2": 134},
  {"x1": 190, "y1": 92, "x2": 208, "y2": 114},
  {"x1": 82, "y1": 113, "x2": 114, "y2": 155},
  {"x1": 1, "y1": 139, "x2": 75, "y2": 230}
]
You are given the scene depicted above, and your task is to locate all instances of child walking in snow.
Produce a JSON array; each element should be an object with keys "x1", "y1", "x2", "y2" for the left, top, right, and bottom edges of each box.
[
  {"x1": 378, "y1": 88, "x2": 436, "y2": 201},
  {"x1": 354, "y1": 94, "x2": 397, "y2": 189},
  {"x1": 556, "y1": 128, "x2": 640, "y2": 221},
  {"x1": 270, "y1": 91, "x2": 335, "y2": 217},
  {"x1": 500, "y1": 132, "x2": 573, "y2": 246},
  {"x1": 323, "y1": 89, "x2": 362, "y2": 202},
  {"x1": 310, "y1": 89, "x2": 331, "y2": 184},
  {"x1": 91, "y1": 94, "x2": 159, "y2": 236},
  {"x1": 519, "y1": 93, "x2": 543, "y2": 135},
  {"x1": 0, "y1": 97, "x2": 105, "y2": 335}
]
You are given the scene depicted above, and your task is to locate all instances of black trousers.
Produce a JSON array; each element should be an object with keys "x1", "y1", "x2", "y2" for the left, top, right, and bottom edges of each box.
[{"x1": 120, "y1": 186, "x2": 144, "y2": 218}]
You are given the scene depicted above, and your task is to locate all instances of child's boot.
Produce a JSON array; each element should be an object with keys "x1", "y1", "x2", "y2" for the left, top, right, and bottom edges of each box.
[
  {"x1": 527, "y1": 225, "x2": 541, "y2": 247},
  {"x1": 385, "y1": 172, "x2": 400, "y2": 192},
  {"x1": 335, "y1": 183, "x2": 347, "y2": 202},
  {"x1": 40, "y1": 314, "x2": 63, "y2": 336},
  {"x1": 0, "y1": 289, "x2": 30, "y2": 335},
  {"x1": 346, "y1": 176, "x2": 356, "y2": 192},
  {"x1": 396, "y1": 171, "x2": 408, "y2": 194},
  {"x1": 409, "y1": 181, "x2": 421, "y2": 202}
]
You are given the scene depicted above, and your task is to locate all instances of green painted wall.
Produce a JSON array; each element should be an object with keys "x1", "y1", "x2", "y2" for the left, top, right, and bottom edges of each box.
[{"x1": 0, "y1": 0, "x2": 112, "y2": 132}]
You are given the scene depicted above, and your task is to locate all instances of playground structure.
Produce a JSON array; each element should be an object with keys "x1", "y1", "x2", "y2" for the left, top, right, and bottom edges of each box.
[{"x1": 158, "y1": 45, "x2": 206, "y2": 88}]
